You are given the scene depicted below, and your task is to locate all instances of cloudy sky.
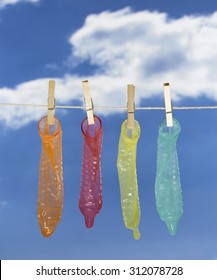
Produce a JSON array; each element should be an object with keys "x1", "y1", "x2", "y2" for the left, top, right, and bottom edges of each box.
[{"x1": 0, "y1": 0, "x2": 217, "y2": 260}]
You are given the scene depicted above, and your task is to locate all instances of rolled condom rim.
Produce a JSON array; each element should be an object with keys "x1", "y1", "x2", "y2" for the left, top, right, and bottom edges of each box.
[
  {"x1": 38, "y1": 116, "x2": 61, "y2": 139},
  {"x1": 159, "y1": 117, "x2": 181, "y2": 140},
  {"x1": 81, "y1": 115, "x2": 102, "y2": 140},
  {"x1": 121, "y1": 119, "x2": 140, "y2": 143}
]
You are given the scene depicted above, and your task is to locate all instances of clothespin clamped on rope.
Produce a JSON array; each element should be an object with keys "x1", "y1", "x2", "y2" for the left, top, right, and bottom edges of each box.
[
  {"x1": 82, "y1": 80, "x2": 94, "y2": 125},
  {"x1": 47, "y1": 80, "x2": 55, "y2": 125},
  {"x1": 127, "y1": 84, "x2": 135, "y2": 129},
  {"x1": 163, "y1": 82, "x2": 173, "y2": 127}
]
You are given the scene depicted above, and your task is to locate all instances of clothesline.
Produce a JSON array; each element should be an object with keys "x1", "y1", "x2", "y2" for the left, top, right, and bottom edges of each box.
[{"x1": 0, "y1": 102, "x2": 217, "y2": 110}]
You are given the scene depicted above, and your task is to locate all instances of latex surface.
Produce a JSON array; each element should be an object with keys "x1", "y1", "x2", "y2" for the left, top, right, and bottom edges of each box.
[
  {"x1": 155, "y1": 118, "x2": 183, "y2": 235},
  {"x1": 37, "y1": 116, "x2": 64, "y2": 238},
  {"x1": 117, "y1": 120, "x2": 141, "y2": 240},
  {"x1": 79, "y1": 115, "x2": 103, "y2": 228}
]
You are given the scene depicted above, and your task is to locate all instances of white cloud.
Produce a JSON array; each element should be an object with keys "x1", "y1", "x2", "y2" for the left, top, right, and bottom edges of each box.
[
  {"x1": 69, "y1": 7, "x2": 217, "y2": 100},
  {"x1": 1, "y1": 7, "x2": 217, "y2": 128},
  {"x1": 0, "y1": 76, "x2": 83, "y2": 128},
  {"x1": 0, "y1": 0, "x2": 39, "y2": 9}
]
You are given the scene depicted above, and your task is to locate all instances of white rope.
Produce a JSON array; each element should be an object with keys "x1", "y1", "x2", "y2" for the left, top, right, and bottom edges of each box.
[{"x1": 0, "y1": 102, "x2": 217, "y2": 110}]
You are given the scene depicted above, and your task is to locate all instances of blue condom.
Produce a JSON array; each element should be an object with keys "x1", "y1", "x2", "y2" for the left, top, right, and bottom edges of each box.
[{"x1": 155, "y1": 118, "x2": 183, "y2": 235}]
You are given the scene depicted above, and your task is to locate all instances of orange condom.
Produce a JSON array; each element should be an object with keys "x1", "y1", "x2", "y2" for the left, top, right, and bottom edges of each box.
[{"x1": 37, "y1": 116, "x2": 64, "y2": 238}]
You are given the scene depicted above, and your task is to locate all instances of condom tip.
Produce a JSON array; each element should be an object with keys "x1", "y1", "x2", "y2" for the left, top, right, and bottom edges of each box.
[
  {"x1": 133, "y1": 228, "x2": 140, "y2": 240},
  {"x1": 85, "y1": 217, "x2": 95, "y2": 228},
  {"x1": 167, "y1": 222, "x2": 178, "y2": 236},
  {"x1": 41, "y1": 228, "x2": 55, "y2": 238}
]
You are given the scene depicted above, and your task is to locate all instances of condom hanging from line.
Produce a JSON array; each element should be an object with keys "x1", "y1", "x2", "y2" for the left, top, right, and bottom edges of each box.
[
  {"x1": 117, "y1": 119, "x2": 141, "y2": 240},
  {"x1": 155, "y1": 117, "x2": 183, "y2": 235},
  {"x1": 79, "y1": 115, "x2": 103, "y2": 228},
  {"x1": 37, "y1": 116, "x2": 64, "y2": 238}
]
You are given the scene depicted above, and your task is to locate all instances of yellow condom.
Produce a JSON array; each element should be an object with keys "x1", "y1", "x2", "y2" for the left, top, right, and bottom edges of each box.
[
  {"x1": 117, "y1": 119, "x2": 141, "y2": 240},
  {"x1": 37, "y1": 116, "x2": 64, "y2": 238}
]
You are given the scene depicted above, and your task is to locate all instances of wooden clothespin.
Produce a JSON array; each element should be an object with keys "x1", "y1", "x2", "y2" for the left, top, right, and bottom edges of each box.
[
  {"x1": 163, "y1": 82, "x2": 173, "y2": 127},
  {"x1": 47, "y1": 80, "x2": 55, "y2": 125},
  {"x1": 82, "y1": 80, "x2": 94, "y2": 125},
  {"x1": 127, "y1": 84, "x2": 135, "y2": 129}
]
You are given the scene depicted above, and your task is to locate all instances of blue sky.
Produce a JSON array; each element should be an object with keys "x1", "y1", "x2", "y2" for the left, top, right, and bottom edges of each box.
[{"x1": 0, "y1": 0, "x2": 217, "y2": 260}]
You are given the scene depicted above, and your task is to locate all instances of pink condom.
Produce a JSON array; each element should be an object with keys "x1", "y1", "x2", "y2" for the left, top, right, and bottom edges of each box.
[{"x1": 79, "y1": 115, "x2": 103, "y2": 228}]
